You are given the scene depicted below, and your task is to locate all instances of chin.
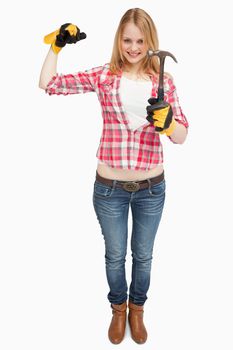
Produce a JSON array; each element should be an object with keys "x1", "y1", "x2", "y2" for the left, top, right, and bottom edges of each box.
[
  {"x1": 127, "y1": 52, "x2": 147, "y2": 61},
  {"x1": 125, "y1": 55, "x2": 144, "y2": 65}
]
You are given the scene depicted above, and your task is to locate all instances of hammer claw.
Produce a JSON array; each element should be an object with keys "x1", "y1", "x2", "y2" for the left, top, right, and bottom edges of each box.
[{"x1": 147, "y1": 49, "x2": 177, "y2": 63}]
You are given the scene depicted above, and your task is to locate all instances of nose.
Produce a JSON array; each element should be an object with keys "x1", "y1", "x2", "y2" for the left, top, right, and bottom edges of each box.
[{"x1": 130, "y1": 41, "x2": 138, "y2": 52}]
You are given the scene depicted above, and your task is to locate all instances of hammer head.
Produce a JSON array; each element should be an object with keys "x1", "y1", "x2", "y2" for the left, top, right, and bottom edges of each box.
[{"x1": 147, "y1": 49, "x2": 177, "y2": 63}]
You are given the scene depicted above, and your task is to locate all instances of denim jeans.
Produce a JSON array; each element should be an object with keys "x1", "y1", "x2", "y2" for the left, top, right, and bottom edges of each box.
[{"x1": 92, "y1": 173, "x2": 166, "y2": 306}]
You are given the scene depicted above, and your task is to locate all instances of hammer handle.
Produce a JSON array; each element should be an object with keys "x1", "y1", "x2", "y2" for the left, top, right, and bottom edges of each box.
[
  {"x1": 157, "y1": 87, "x2": 164, "y2": 101},
  {"x1": 158, "y1": 57, "x2": 165, "y2": 102}
]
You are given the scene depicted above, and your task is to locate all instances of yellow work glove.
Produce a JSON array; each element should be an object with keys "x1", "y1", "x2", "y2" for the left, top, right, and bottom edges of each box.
[
  {"x1": 44, "y1": 23, "x2": 86, "y2": 54},
  {"x1": 146, "y1": 98, "x2": 176, "y2": 136}
]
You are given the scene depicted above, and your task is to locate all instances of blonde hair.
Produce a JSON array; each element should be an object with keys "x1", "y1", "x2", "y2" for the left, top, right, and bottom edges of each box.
[{"x1": 109, "y1": 8, "x2": 160, "y2": 76}]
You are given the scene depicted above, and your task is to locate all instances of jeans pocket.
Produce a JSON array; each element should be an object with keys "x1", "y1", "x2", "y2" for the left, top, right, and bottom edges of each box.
[
  {"x1": 93, "y1": 181, "x2": 114, "y2": 198},
  {"x1": 148, "y1": 179, "x2": 166, "y2": 196}
]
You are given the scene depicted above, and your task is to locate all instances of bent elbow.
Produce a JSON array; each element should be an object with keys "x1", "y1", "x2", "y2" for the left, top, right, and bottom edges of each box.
[{"x1": 38, "y1": 81, "x2": 47, "y2": 90}]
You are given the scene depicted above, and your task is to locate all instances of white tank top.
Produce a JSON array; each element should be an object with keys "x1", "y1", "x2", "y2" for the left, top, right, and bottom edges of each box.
[
  {"x1": 98, "y1": 75, "x2": 152, "y2": 165},
  {"x1": 119, "y1": 75, "x2": 152, "y2": 131}
]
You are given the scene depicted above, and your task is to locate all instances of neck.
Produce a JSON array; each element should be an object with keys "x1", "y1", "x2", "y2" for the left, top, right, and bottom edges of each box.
[
  {"x1": 123, "y1": 69, "x2": 149, "y2": 81},
  {"x1": 124, "y1": 62, "x2": 143, "y2": 75}
]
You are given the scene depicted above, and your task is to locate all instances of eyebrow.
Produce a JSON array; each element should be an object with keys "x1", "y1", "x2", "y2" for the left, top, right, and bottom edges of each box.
[{"x1": 122, "y1": 36, "x2": 144, "y2": 40}]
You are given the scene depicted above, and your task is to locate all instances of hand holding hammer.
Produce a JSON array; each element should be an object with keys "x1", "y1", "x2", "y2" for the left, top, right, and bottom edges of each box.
[{"x1": 146, "y1": 50, "x2": 177, "y2": 136}]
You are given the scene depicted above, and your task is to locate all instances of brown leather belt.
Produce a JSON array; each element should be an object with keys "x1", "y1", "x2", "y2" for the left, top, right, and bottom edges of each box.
[{"x1": 95, "y1": 171, "x2": 164, "y2": 192}]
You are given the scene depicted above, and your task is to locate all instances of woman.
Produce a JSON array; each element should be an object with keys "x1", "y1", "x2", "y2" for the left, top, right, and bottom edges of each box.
[{"x1": 39, "y1": 8, "x2": 188, "y2": 344}]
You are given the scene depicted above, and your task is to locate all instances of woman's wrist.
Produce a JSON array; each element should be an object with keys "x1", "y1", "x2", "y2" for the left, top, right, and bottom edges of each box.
[{"x1": 169, "y1": 120, "x2": 187, "y2": 144}]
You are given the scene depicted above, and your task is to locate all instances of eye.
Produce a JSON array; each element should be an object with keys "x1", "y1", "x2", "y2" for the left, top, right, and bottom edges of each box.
[
  {"x1": 123, "y1": 39, "x2": 131, "y2": 43},
  {"x1": 138, "y1": 39, "x2": 143, "y2": 44}
]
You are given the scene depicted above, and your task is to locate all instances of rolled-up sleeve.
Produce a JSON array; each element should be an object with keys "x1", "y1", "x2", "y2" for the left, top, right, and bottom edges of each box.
[
  {"x1": 164, "y1": 77, "x2": 189, "y2": 129},
  {"x1": 45, "y1": 66, "x2": 103, "y2": 95}
]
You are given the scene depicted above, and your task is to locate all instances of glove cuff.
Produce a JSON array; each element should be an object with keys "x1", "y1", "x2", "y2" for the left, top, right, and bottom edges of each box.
[
  {"x1": 160, "y1": 118, "x2": 176, "y2": 136},
  {"x1": 51, "y1": 42, "x2": 62, "y2": 54}
]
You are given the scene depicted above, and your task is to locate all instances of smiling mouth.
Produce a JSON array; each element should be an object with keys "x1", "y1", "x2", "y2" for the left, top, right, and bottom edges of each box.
[{"x1": 127, "y1": 52, "x2": 141, "y2": 57}]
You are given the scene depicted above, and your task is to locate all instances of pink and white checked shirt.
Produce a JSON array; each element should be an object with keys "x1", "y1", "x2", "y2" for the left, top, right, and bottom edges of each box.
[{"x1": 46, "y1": 63, "x2": 189, "y2": 170}]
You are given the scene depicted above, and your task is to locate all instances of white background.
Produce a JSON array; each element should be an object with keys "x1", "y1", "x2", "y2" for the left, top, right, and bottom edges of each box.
[{"x1": 0, "y1": 0, "x2": 233, "y2": 349}]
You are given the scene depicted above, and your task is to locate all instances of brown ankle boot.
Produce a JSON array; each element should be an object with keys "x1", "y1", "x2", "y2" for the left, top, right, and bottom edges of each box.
[
  {"x1": 108, "y1": 301, "x2": 127, "y2": 344},
  {"x1": 128, "y1": 301, "x2": 147, "y2": 344}
]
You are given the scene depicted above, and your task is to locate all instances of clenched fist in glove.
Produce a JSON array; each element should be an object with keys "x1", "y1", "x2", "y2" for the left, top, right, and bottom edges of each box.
[
  {"x1": 146, "y1": 98, "x2": 176, "y2": 136},
  {"x1": 44, "y1": 23, "x2": 86, "y2": 54}
]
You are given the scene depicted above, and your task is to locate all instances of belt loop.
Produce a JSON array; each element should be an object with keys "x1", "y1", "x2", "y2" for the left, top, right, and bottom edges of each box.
[
  {"x1": 147, "y1": 178, "x2": 152, "y2": 190},
  {"x1": 112, "y1": 179, "x2": 117, "y2": 190}
]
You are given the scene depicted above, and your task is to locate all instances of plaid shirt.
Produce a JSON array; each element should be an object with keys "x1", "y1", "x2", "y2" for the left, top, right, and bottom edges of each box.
[{"x1": 46, "y1": 63, "x2": 189, "y2": 170}]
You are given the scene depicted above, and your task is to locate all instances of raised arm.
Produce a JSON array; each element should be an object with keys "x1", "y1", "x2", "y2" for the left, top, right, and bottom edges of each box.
[
  {"x1": 38, "y1": 23, "x2": 86, "y2": 90},
  {"x1": 39, "y1": 47, "x2": 58, "y2": 90}
]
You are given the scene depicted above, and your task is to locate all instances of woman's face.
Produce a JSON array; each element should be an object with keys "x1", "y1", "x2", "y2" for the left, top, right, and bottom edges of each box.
[{"x1": 121, "y1": 22, "x2": 148, "y2": 67}]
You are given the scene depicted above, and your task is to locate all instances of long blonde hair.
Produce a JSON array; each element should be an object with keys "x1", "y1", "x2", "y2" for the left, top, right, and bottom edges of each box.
[{"x1": 109, "y1": 8, "x2": 160, "y2": 76}]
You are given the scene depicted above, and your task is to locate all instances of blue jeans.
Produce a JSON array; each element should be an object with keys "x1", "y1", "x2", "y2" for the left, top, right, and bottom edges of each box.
[{"x1": 92, "y1": 173, "x2": 166, "y2": 306}]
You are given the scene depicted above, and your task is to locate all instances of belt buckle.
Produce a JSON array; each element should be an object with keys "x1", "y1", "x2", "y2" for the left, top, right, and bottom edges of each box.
[{"x1": 123, "y1": 181, "x2": 140, "y2": 192}]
